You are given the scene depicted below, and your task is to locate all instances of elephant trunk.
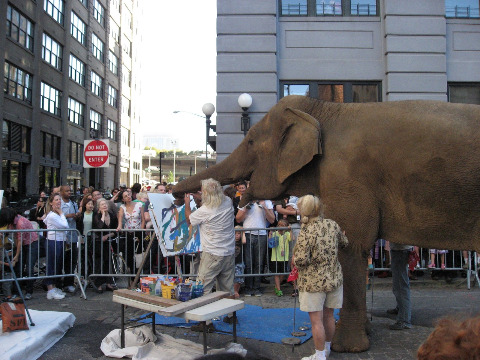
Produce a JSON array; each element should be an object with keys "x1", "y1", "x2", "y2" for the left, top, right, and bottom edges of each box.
[{"x1": 173, "y1": 144, "x2": 250, "y2": 196}]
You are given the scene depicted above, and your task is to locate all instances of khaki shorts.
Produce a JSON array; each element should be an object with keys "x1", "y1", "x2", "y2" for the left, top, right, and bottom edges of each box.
[{"x1": 299, "y1": 285, "x2": 343, "y2": 312}]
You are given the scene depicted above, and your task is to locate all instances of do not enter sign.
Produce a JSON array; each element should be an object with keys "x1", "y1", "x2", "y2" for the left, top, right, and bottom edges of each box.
[{"x1": 84, "y1": 139, "x2": 110, "y2": 168}]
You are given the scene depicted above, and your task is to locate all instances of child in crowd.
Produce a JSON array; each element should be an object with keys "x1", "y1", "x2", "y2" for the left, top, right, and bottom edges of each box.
[
  {"x1": 233, "y1": 226, "x2": 245, "y2": 299},
  {"x1": 269, "y1": 219, "x2": 291, "y2": 297}
]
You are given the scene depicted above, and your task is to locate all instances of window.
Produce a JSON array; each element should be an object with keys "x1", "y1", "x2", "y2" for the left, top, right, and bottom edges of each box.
[
  {"x1": 42, "y1": 33, "x2": 63, "y2": 70},
  {"x1": 107, "y1": 119, "x2": 117, "y2": 140},
  {"x1": 122, "y1": 66, "x2": 131, "y2": 87},
  {"x1": 69, "y1": 54, "x2": 85, "y2": 86},
  {"x1": 110, "y1": 21, "x2": 120, "y2": 45},
  {"x1": 446, "y1": 0, "x2": 480, "y2": 18},
  {"x1": 93, "y1": 0, "x2": 105, "y2": 26},
  {"x1": 71, "y1": 12, "x2": 86, "y2": 45},
  {"x1": 281, "y1": 81, "x2": 381, "y2": 102},
  {"x1": 2, "y1": 120, "x2": 30, "y2": 154},
  {"x1": 69, "y1": 141, "x2": 83, "y2": 165},
  {"x1": 90, "y1": 109, "x2": 102, "y2": 132},
  {"x1": 122, "y1": 96, "x2": 131, "y2": 116},
  {"x1": 317, "y1": 0, "x2": 342, "y2": 15},
  {"x1": 351, "y1": 0, "x2": 377, "y2": 15},
  {"x1": 39, "y1": 165, "x2": 60, "y2": 192},
  {"x1": 122, "y1": 67, "x2": 131, "y2": 88},
  {"x1": 280, "y1": 0, "x2": 378, "y2": 16},
  {"x1": 68, "y1": 97, "x2": 85, "y2": 126},
  {"x1": 448, "y1": 83, "x2": 480, "y2": 104},
  {"x1": 4, "y1": 62, "x2": 33, "y2": 104},
  {"x1": 121, "y1": 127, "x2": 129, "y2": 146},
  {"x1": 108, "y1": 51, "x2": 118, "y2": 75},
  {"x1": 40, "y1": 82, "x2": 61, "y2": 116},
  {"x1": 111, "y1": 0, "x2": 121, "y2": 13},
  {"x1": 42, "y1": 131, "x2": 61, "y2": 160},
  {"x1": 283, "y1": 84, "x2": 310, "y2": 97},
  {"x1": 107, "y1": 85, "x2": 118, "y2": 108},
  {"x1": 91, "y1": 33, "x2": 104, "y2": 62},
  {"x1": 79, "y1": 0, "x2": 88, "y2": 6},
  {"x1": 90, "y1": 71, "x2": 103, "y2": 98},
  {"x1": 44, "y1": 0, "x2": 64, "y2": 25},
  {"x1": 6, "y1": 5, "x2": 34, "y2": 51},
  {"x1": 123, "y1": 37, "x2": 132, "y2": 58}
]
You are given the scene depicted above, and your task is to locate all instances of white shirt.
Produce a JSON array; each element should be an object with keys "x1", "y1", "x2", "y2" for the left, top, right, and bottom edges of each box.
[
  {"x1": 189, "y1": 197, "x2": 235, "y2": 256},
  {"x1": 239, "y1": 200, "x2": 273, "y2": 235},
  {"x1": 44, "y1": 212, "x2": 69, "y2": 242}
]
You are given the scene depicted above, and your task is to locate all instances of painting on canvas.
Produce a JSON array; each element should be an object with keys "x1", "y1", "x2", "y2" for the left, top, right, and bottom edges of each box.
[{"x1": 148, "y1": 193, "x2": 201, "y2": 257}]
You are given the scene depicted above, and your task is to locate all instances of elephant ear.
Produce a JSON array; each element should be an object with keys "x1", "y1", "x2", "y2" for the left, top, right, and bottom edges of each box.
[{"x1": 277, "y1": 108, "x2": 322, "y2": 184}]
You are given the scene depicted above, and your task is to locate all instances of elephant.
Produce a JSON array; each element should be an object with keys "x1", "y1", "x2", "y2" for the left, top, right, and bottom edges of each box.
[{"x1": 173, "y1": 95, "x2": 480, "y2": 352}]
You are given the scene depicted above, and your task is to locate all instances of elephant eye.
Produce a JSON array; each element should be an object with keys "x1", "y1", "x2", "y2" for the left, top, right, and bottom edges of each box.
[{"x1": 248, "y1": 139, "x2": 253, "y2": 145}]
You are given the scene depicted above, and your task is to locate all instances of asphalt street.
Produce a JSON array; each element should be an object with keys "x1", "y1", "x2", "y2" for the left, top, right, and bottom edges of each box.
[{"x1": 14, "y1": 271, "x2": 480, "y2": 360}]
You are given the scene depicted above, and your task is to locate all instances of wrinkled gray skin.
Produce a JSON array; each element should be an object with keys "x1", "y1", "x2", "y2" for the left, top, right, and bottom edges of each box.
[{"x1": 173, "y1": 95, "x2": 480, "y2": 352}]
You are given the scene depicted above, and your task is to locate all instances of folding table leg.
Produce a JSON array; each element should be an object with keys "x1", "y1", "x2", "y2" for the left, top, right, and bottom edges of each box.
[
  {"x1": 202, "y1": 321, "x2": 207, "y2": 354},
  {"x1": 233, "y1": 311, "x2": 237, "y2": 343},
  {"x1": 121, "y1": 304, "x2": 125, "y2": 348},
  {"x1": 151, "y1": 312, "x2": 156, "y2": 334}
]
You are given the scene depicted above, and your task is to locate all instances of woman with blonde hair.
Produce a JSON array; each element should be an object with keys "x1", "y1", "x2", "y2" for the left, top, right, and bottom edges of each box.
[{"x1": 293, "y1": 195, "x2": 348, "y2": 360}]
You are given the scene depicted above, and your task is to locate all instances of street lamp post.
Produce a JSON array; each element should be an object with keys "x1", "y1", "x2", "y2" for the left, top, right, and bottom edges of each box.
[
  {"x1": 202, "y1": 103, "x2": 215, "y2": 168},
  {"x1": 238, "y1": 93, "x2": 253, "y2": 136},
  {"x1": 171, "y1": 139, "x2": 177, "y2": 182},
  {"x1": 173, "y1": 104, "x2": 216, "y2": 170}
]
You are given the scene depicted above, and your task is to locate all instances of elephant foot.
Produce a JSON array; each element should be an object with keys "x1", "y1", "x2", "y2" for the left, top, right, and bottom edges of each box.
[{"x1": 332, "y1": 318, "x2": 370, "y2": 353}]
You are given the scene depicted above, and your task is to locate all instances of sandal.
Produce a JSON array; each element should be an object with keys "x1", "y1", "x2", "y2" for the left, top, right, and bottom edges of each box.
[
  {"x1": 275, "y1": 288, "x2": 283, "y2": 297},
  {"x1": 291, "y1": 289, "x2": 299, "y2": 297}
]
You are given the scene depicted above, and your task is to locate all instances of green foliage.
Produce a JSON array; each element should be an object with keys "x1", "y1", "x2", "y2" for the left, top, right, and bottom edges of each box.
[{"x1": 167, "y1": 171, "x2": 174, "y2": 183}]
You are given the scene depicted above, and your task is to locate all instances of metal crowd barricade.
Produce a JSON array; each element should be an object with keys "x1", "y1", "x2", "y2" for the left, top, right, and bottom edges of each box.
[
  {"x1": 369, "y1": 241, "x2": 480, "y2": 289},
  {"x1": 0, "y1": 228, "x2": 86, "y2": 299},
  {"x1": 78, "y1": 226, "x2": 480, "y2": 292}
]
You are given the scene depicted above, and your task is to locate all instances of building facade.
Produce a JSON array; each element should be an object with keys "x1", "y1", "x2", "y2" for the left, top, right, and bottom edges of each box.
[
  {"x1": 215, "y1": 0, "x2": 480, "y2": 161},
  {"x1": 0, "y1": 0, "x2": 142, "y2": 197}
]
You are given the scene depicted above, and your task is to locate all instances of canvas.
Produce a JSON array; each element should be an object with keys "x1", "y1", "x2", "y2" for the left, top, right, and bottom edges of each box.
[{"x1": 148, "y1": 193, "x2": 201, "y2": 257}]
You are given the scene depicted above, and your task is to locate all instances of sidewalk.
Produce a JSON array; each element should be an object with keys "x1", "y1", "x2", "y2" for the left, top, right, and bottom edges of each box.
[{"x1": 17, "y1": 272, "x2": 480, "y2": 359}]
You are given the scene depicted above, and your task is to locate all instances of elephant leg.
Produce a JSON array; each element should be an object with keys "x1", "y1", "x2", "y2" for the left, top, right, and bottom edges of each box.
[{"x1": 332, "y1": 245, "x2": 370, "y2": 353}]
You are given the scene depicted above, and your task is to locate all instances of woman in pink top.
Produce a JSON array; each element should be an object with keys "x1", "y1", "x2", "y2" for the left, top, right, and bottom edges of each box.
[{"x1": 116, "y1": 190, "x2": 144, "y2": 273}]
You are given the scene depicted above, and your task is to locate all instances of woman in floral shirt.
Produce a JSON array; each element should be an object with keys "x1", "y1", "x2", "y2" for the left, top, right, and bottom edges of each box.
[{"x1": 293, "y1": 195, "x2": 348, "y2": 360}]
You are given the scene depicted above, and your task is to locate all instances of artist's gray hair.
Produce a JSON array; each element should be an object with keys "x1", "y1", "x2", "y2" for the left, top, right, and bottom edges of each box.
[
  {"x1": 297, "y1": 195, "x2": 324, "y2": 224},
  {"x1": 201, "y1": 178, "x2": 225, "y2": 208}
]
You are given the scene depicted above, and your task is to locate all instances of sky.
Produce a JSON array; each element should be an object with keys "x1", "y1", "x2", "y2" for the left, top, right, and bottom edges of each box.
[{"x1": 139, "y1": 1, "x2": 217, "y2": 152}]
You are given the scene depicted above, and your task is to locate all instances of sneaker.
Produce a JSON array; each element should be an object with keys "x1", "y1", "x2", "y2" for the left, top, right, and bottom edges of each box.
[
  {"x1": 244, "y1": 289, "x2": 253, "y2": 297},
  {"x1": 463, "y1": 262, "x2": 469, "y2": 269},
  {"x1": 441, "y1": 264, "x2": 446, "y2": 270},
  {"x1": 254, "y1": 289, "x2": 262, "y2": 297},
  {"x1": 55, "y1": 288, "x2": 66, "y2": 296},
  {"x1": 389, "y1": 321, "x2": 412, "y2": 330},
  {"x1": 260, "y1": 277, "x2": 270, "y2": 284},
  {"x1": 191, "y1": 323, "x2": 215, "y2": 333},
  {"x1": 223, "y1": 315, "x2": 238, "y2": 325},
  {"x1": 428, "y1": 263, "x2": 436, "y2": 269},
  {"x1": 24, "y1": 293, "x2": 32, "y2": 300},
  {"x1": 64, "y1": 285, "x2": 76, "y2": 293},
  {"x1": 47, "y1": 289, "x2": 65, "y2": 300},
  {"x1": 275, "y1": 288, "x2": 284, "y2": 297},
  {"x1": 301, "y1": 354, "x2": 317, "y2": 360},
  {"x1": 386, "y1": 307, "x2": 399, "y2": 315}
]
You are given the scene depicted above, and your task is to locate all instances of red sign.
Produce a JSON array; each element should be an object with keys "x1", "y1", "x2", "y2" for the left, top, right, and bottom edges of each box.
[{"x1": 84, "y1": 139, "x2": 110, "y2": 168}]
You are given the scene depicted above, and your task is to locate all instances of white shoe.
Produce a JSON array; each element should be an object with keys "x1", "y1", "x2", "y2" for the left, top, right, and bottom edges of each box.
[
  {"x1": 47, "y1": 289, "x2": 65, "y2": 300},
  {"x1": 301, "y1": 355, "x2": 317, "y2": 360},
  {"x1": 64, "y1": 285, "x2": 76, "y2": 293},
  {"x1": 54, "y1": 288, "x2": 66, "y2": 296}
]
